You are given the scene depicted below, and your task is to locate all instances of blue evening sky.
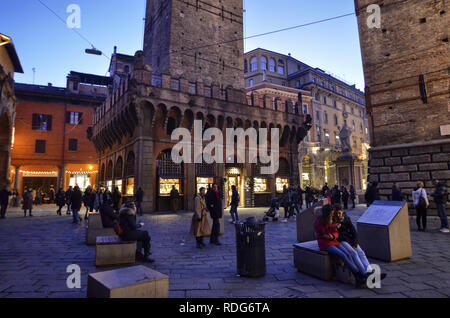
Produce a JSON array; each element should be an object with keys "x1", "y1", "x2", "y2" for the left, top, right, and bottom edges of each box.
[{"x1": 1, "y1": 0, "x2": 365, "y2": 90}]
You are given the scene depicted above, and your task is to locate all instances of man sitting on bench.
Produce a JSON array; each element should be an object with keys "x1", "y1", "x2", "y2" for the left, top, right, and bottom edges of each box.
[
  {"x1": 99, "y1": 193, "x2": 118, "y2": 228},
  {"x1": 314, "y1": 204, "x2": 369, "y2": 288},
  {"x1": 119, "y1": 202, "x2": 154, "y2": 263}
]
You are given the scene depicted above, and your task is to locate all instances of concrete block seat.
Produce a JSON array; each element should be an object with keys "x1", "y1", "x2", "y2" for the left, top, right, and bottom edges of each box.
[
  {"x1": 87, "y1": 265, "x2": 169, "y2": 298},
  {"x1": 86, "y1": 213, "x2": 116, "y2": 246},
  {"x1": 293, "y1": 241, "x2": 354, "y2": 284},
  {"x1": 95, "y1": 236, "x2": 136, "y2": 267}
]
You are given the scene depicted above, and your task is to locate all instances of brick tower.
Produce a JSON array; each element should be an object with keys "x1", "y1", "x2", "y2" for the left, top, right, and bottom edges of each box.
[
  {"x1": 355, "y1": 0, "x2": 449, "y2": 213},
  {"x1": 143, "y1": 0, "x2": 244, "y2": 89}
]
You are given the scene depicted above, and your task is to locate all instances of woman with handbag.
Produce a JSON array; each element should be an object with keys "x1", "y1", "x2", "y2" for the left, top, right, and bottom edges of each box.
[
  {"x1": 412, "y1": 182, "x2": 430, "y2": 232},
  {"x1": 190, "y1": 187, "x2": 211, "y2": 249}
]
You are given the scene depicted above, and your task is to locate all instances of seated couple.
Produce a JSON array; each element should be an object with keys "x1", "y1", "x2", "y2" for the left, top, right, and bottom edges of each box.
[{"x1": 314, "y1": 204, "x2": 387, "y2": 288}]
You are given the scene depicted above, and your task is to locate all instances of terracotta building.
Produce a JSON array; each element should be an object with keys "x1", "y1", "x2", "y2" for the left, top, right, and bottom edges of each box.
[
  {"x1": 11, "y1": 72, "x2": 110, "y2": 195},
  {"x1": 245, "y1": 48, "x2": 370, "y2": 193},
  {"x1": 355, "y1": 0, "x2": 449, "y2": 213},
  {"x1": 0, "y1": 33, "x2": 23, "y2": 187},
  {"x1": 91, "y1": 0, "x2": 312, "y2": 212}
]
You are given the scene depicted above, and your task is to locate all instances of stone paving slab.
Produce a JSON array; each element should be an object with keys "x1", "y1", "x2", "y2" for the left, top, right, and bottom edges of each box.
[{"x1": 0, "y1": 204, "x2": 449, "y2": 298}]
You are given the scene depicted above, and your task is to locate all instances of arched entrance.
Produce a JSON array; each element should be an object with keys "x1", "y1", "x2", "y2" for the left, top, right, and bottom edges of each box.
[{"x1": 156, "y1": 149, "x2": 184, "y2": 212}]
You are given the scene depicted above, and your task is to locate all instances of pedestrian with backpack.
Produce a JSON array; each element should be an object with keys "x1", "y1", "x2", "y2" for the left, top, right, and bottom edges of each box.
[{"x1": 412, "y1": 182, "x2": 429, "y2": 232}]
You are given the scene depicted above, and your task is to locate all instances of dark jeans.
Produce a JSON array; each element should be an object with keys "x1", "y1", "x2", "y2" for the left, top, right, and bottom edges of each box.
[
  {"x1": 416, "y1": 206, "x2": 427, "y2": 230},
  {"x1": 23, "y1": 208, "x2": 32, "y2": 216},
  {"x1": 0, "y1": 204, "x2": 7, "y2": 218},
  {"x1": 343, "y1": 199, "x2": 348, "y2": 210},
  {"x1": 57, "y1": 205, "x2": 64, "y2": 215},
  {"x1": 230, "y1": 204, "x2": 239, "y2": 222},
  {"x1": 351, "y1": 199, "x2": 356, "y2": 209},
  {"x1": 210, "y1": 218, "x2": 220, "y2": 243},
  {"x1": 437, "y1": 203, "x2": 449, "y2": 229},
  {"x1": 136, "y1": 230, "x2": 151, "y2": 256},
  {"x1": 136, "y1": 202, "x2": 143, "y2": 216}
]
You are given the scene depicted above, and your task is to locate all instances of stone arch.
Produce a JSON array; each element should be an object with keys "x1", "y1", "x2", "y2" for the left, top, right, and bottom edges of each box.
[
  {"x1": 181, "y1": 109, "x2": 194, "y2": 130},
  {"x1": 205, "y1": 114, "x2": 216, "y2": 130},
  {"x1": 115, "y1": 156, "x2": 123, "y2": 179},
  {"x1": 217, "y1": 115, "x2": 225, "y2": 130},
  {"x1": 234, "y1": 118, "x2": 243, "y2": 129},
  {"x1": 280, "y1": 126, "x2": 290, "y2": 147},
  {"x1": 154, "y1": 103, "x2": 168, "y2": 131},
  {"x1": 244, "y1": 120, "x2": 252, "y2": 130},
  {"x1": 106, "y1": 160, "x2": 114, "y2": 181},
  {"x1": 226, "y1": 117, "x2": 234, "y2": 129},
  {"x1": 125, "y1": 151, "x2": 135, "y2": 177}
]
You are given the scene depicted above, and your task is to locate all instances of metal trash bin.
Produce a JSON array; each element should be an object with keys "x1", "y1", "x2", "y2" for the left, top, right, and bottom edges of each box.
[{"x1": 235, "y1": 217, "x2": 266, "y2": 277}]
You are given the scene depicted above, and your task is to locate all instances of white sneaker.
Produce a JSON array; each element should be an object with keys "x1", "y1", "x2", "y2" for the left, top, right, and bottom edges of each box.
[
  {"x1": 440, "y1": 228, "x2": 450, "y2": 233},
  {"x1": 281, "y1": 219, "x2": 288, "y2": 223}
]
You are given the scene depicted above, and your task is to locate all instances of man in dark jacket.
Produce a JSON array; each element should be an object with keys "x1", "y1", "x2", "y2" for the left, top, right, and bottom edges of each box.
[
  {"x1": 119, "y1": 202, "x2": 154, "y2": 263},
  {"x1": 170, "y1": 186, "x2": 180, "y2": 213},
  {"x1": 99, "y1": 194, "x2": 118, "y2": 228},
  {"x1": 297, "y1": 185, "x2": 304, "y2": 210},
  {"x1": 391, "y1": 184, "x2": 404, "y2": 202},
  {"x1": 332, "y1": 185, "x2": 341, "y2": 206},
  {"x1": 135, "y1": 187, "x2": 144, "y2": 216},
  {"x1": 206, "y1": 184, "x2": 223, "y2": 245},
  {"x1": 341, "y1": 186, "x2": 350, "y2": 210},
  {"x1": 230, "y1": 185, "x2": 240, "y2": 223},
  {"x1": 70, "y1": 186, "x2": 83, "y2": 224},
  {"x1": 305, "y1": 186, "x2": 313, "y2": 208},
  {"x1": 321, "y1": 183, "x2": 330, "y2": 197},
  {"x1": 365, "y1": 182, "x2": 380, "y2": 207},
  {"x1": 0, "y1": 186, "x2": 12, "y2": 219},
  {"x1": 65, "y1": 186, "x2": 73, "y2": 215},
  {"x1": 55, "y1": 188, "x2": 66, "y2": 216},
  {"x1": 112, "y1": 187, "x2": 122, "y2": 212},
  {"x1": 349, "y1": 185, "x2": 356, "y2": 209},
  {"x1": 22, "y1": 188, "x2": 33, "y2": 217},
  {"x1": 431, "y1": 179, "x2": 449, "y2": 233}
]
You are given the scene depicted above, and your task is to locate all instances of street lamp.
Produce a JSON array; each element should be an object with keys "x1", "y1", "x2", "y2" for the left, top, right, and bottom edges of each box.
[{"x1": 85, "y1": 48, "x2": 102, "y2": 56}]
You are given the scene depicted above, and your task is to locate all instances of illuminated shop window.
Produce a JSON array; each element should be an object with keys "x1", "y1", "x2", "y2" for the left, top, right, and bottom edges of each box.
[{"x1": 254, "y1": 178, "x2": 268, "y2": 193}]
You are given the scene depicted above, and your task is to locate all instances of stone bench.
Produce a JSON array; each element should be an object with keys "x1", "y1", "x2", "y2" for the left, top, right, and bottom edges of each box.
[
  {"x1": 95, "y1": 236, "x2": 136, "y2": 267},
  {"x1": 86, "y1": 213, "x2": 116, "y2": 246},
  {"x1": 293, "y1": 241, "x2": 354, "y2": 284},
  {"x1": 87, "y1": 265, "x2": 169, "y2": 298}
]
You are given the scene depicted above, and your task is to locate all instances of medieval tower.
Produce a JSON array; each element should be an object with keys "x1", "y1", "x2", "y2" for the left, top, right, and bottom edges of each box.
[
  {"x1": 143, "y1": 0, "x2": 245, "y2": 89},
  {"x1": 355, "y1": 0, "x2": 449, "y2": 213}
]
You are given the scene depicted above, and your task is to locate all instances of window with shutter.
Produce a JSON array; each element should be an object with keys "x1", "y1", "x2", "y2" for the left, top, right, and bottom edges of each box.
[
  {"x1": 35, "y1": 140, "x2": 46, "y2": 154},
  {"x1": 68, "y1": 139, "x2": 78, "y2": 152}
]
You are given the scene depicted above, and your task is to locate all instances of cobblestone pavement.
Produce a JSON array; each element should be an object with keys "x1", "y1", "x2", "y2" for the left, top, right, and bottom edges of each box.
[{"x1": 0, "y1": 204, "x2": 449, "y2": 298}]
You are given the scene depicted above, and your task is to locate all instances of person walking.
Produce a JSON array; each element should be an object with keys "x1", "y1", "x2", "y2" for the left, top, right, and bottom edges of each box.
[
  {"x1": 83, "y1": 186, "x2": 92, "y2": 219},
  {"x1": 65, "y1": 186, "x2": 73, "y2": 215},
  {"x1": 392, "y1": 184, "x2": 404, "y2": 201},
  {"x1": 341, "y1": 186, "x2": 349, "y2": 210},
  {"x1": 49, "y1": 186, "x2": 55, "y2": 204},
  {"x1": 321, "y1": 183, "x2": 330, "y2": 197},
  {"x1": 55, "y1": 188, "x2": 66, "y2": 216},
  {"x1": 0, "y1": 186, "x2": 12, "y2": 219},
  {"x1": 412, "y1": 182, "x2": 429, "y2": 232},
  {"x1": 22, "y1": 188, "x2": 33, "y2": 217},
  {"x1": 332, "y1": 185, "x2": 341, "y2": 206},
  {"x1": 430, "y1": 179, "x2": 449, "y2": 233},
  {"x1": 170, "y1": 185, "x2": 180, "y2": 213},
  {"x1": 229, "y1": 185, "x2": 240, "y2": 223},
  {"x1": 349, "y1": 185, "x2": 356, "y2": 209},
  {"x1": 297, "y1": 185, "x2": 304, "y2": 210},
  {"x1": 112, "y1": 187, "x2": 122, "y2": 212},
  {"x1": 281, "y1": 185, "x2": 290, "y2": 217},
  {"x1": 135, "y1": 187, "x2": 144, "y2": 216},
  {"x1": 206, "y1": 184, "x2": 223, "y2": 246},
  {"x1": 305, "y1": 186, "x2": 313, "y2": 209},
  {"x1": 190, "y1": 187, "x2": 211, "y2": 248},
  {"x1": 70, "y1": 186, "x2": 83, "y2": 224}
]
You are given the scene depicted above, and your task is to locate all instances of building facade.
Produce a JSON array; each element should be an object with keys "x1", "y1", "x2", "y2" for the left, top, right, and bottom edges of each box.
[
  {"x1": 355, "y1": 0, "x2": 449, "y2": 214},
  {"x1": 245, "y1": 48, "x2": 370, "y2": 192},
  {"x1": 0, "y1": 34, "x2": 23, "y2": 188},
  {"x1": 11, "y1": 72, "x2": 109, "y2": 195},
  {"x1": 91, "y1": 0, "x2": 312, "y2": 212}
]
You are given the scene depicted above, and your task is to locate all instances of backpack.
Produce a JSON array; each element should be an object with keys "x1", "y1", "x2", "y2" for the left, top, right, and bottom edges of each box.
[
  {"x1": 417, "y1": 189, "x2": 427, "y2": 209},
  {"x1": 113, "y1": 220, "x2": 123, "y2": 236},
  {"x1": 442, "y1": 187, "x2": 448, "y2": 204}
]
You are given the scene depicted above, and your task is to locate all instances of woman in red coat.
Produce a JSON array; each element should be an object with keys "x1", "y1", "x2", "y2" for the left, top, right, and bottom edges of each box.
[{"x1": 314, "y1": 204, "x2": 369, "y2": 287}]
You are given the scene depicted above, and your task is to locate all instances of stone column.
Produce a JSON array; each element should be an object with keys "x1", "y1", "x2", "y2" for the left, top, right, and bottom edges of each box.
[
  {"x1": 13, "y1": 166, "x2": 20, "y2": 190},
  {"x1": 58, "y1": 165, "x2": 66, "y2": 190},
  {"x1": 138, "y1": 139, "x2": 154, "y2": 213}
]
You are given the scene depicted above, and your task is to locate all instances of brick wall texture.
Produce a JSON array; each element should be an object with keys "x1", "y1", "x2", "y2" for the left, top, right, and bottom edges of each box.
[{"x1": 368, "y1": 143, "x2": 450, "y2": 215}]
